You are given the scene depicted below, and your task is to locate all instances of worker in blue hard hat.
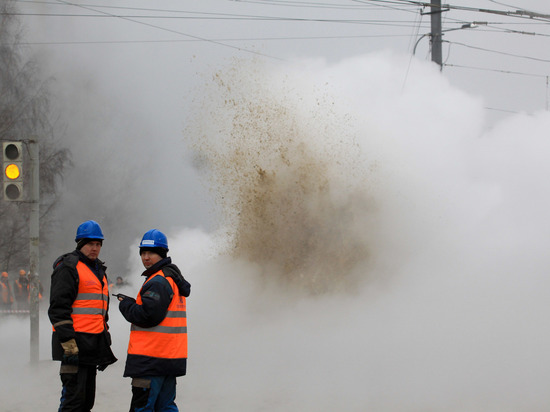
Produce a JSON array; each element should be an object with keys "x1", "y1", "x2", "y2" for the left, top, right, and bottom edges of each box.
[
  {"x1": 48, "y1": 220, "x2": 117, "y2": 411},
  {"x1": 115, "y1": 229, "x2": 191, "y2": 411}
]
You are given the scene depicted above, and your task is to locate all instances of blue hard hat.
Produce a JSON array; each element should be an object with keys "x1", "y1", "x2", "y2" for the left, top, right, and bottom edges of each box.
[
  {"x1": 75, "y1": 220, "x2": 104, "y2": 241},
  {"x1": 139, "y1": 229, "x2": 169, "y2": 250}
]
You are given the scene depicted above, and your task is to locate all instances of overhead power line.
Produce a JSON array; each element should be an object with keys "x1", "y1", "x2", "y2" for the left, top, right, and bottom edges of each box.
[
  {"x1": 51, "y1": 0, "x2": 285, "y2": 60},
  {"x1": 447, "y1": 41, "x2": 550, "y2": 63},
  {"x1": 13, "y1": 0, "x2": 550, "y2": 116},
  {"x1": 10, "y1": 12, "x2": 430, "y2": 26},
  {"x1": 444, "y1": 63, "x2": 549, "y2": 78},
  {"x1": 20, "y1": 33, "x2": 412, "y2": 46},
  {"x1": 357, "y1": 0, "x2": 550, "y2": 22}
]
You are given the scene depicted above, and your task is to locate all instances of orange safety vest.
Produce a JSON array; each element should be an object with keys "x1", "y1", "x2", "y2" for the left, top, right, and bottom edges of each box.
[
  {"x1": 15, "y1": 280, "x2": 29, "y2": 299},
  {"x1": 70, "y1": 262, "x2": 109, "y2": 334},
  {"x1": 15, "y1": 279, "x2": 43, "y2": 301},
  {"x1": 0, "y1": 282, "x2": 13, "y2": 304},
  {"x1": 127, "y1": 271, "x2": 187, "y2": 360}
]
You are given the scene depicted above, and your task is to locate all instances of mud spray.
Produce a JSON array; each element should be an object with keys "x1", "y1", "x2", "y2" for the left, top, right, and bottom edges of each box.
[{"x1": 187, "y1": 59, "x2": 378, "y2": 294}]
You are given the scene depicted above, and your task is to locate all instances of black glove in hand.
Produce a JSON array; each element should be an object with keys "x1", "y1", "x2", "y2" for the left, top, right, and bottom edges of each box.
[
  {"x1": 60, "y1": 338, "x2": 79, "y2": 366},
  {"x1": 113, "y1": 293, "x2": 136, "y2": 303},
  {"x1": 119, "y1": 296, "x2": 136, "y2": 311},
  {"x1": 62, "y1": 353, "x2": 79, "y2": 366}
]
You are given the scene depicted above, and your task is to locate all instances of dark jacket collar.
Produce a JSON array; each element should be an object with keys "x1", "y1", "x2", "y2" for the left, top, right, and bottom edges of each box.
[{"x1": 142, "y1": 257, "x2": 172, "y2": 278}]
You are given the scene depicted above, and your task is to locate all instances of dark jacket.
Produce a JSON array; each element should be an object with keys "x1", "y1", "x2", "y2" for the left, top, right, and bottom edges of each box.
[
  {"x1": 119, "y1": 257, "x2": 191, "y2": 377},
  {"x1": 48, "y1": 250, "x2": 117, "y2": 367}
]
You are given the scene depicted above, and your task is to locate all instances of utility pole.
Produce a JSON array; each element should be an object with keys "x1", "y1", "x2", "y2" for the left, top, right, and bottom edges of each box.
[
  {"x1": 28, "y1": 140, "x2": 39, "y2": 364},
  {"x1": 430, "y1": 0, "x2": 443, "y2": 70}
]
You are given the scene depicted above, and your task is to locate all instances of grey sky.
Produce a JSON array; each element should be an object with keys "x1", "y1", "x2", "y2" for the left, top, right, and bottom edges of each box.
[{"x1": 17, "y1": 2, "x2": 550, "y2": 275}]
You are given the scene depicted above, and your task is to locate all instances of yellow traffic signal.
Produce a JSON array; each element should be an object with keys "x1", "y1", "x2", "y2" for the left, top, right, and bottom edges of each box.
[
  {"x1": 5, "y1": 163, "x2": 21, "y2": 179},
  {"x1": 2, "y1": 141, "x2": 24, "y2": 201}
]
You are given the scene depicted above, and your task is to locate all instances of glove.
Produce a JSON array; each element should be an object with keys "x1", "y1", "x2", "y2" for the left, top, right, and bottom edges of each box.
[
  {"x1": 113, "y1": 293, "x2": 135, "y2": 303},
  {"x1": 60, "y1": 338, "x2": 79, "y2": 366},
  {"x1": 123, "y1": 296, "x2": 136, "y2": 304},
  {"x1": 118, "y1": 296, "x2": 136, "y2": 312}
]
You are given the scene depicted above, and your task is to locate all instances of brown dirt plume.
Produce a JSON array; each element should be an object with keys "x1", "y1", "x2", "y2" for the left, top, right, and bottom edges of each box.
[{"x1": 187, "y1": 59, "x2": 374, "y2": 293}]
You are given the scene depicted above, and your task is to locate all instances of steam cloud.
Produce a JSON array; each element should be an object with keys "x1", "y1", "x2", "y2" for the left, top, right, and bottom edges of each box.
[{"x1": 3, "y1": 52, "x2": 550, "y2": 411}]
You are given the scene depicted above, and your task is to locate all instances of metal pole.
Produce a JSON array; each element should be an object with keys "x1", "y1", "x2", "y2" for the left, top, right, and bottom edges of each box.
[
  {"x1": 28, "y1": 140, "x2": 39, "y2": 364},
  {"x1": 430, "y1": 0, "x2": 443, "y2": 70}
]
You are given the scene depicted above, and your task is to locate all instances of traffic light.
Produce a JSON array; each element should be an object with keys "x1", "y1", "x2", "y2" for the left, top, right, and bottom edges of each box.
[{"x1": 3, "y1": 141, "x2": 24, "y2": 201}]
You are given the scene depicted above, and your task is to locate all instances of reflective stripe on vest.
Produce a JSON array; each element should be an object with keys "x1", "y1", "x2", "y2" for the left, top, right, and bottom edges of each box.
[
  {"x1": 127, "y1": 271, "x2": 187, "y2": 359},
  {"x1": 71, "y1": 261, "x2": 108, "y2": 334}
]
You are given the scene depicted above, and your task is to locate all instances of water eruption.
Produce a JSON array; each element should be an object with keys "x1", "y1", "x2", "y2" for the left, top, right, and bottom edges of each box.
[{"x1": 188, "y1": 60, "x2": 375, "y2": 293}]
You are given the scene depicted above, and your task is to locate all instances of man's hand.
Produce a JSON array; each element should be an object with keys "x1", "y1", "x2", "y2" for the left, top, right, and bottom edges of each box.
[
  {"x1": 60, "y1": 338, "x2": 79, "y2": 365},
  {"x1": 112, "y1": 293, "x2": 135, "y2": 303}
]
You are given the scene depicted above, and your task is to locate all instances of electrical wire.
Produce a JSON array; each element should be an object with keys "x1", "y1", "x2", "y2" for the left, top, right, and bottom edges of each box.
[
  {"x1": 13, "y1": 0, "x2": 550, "y2": 115},
  {"x1": 444, "y1": 63, "x2": 548, "y2": 78},
  {"x1": 484, "y1": 106, "x2": 519, "y2": 113},
  {"x1": 9, "y1": 12, "x2": 433, "y2": 27},
  {"x1": 352, "y1": 0, "x2": 421, "y2": 16},
  {"x1": 402, "y1": 7, "x2": 424, "y2": 91},
  {"x1": 488, "y1": 0, "x2": 520, "y2": 7},
  {"x1": 17, "y1": 0, "x2": 550, "y2": 30},
  {"x1": 356, "y1": 0, "x2": 550, "y2": 22},
  {"x1": 446, "y1": 40, "x2": 550, "y2": 63},
  {"x1": 20, "y1": 33, "x2": 413, "y2": 46},
  {"x1": 228, "y1": 0, "x2": 379, "y2": 9},
  {"x1": 51, "y1": 0, "x2": 286, "y2": 61},
  {"x1": 15, "y1": 0, "x2": 419, "y2": 15},
  {"x1": 15, "y1": 0, "x2": 550, "y2": 69}
]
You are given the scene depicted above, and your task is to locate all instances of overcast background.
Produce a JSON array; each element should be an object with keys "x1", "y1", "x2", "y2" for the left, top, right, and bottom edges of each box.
[
  {"x1": 14, "y1": 0, "x2": 550, "y2": 274},
  {"x1": 2, "y1": 0, "x2": 550, "y2": 410}
]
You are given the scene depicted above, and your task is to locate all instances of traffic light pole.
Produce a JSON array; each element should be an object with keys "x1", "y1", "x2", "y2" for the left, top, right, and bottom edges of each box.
[{"x1": 28, "y1": 140, "x2": 39, "y2": 364}]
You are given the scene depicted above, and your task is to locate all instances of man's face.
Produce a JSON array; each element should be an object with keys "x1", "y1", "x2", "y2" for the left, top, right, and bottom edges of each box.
[
  {"x1": 141, "y1": 250, "x2": 162, "y2": 269},
  {"x1": 80, "y1": 240, "x2": 102, "y2": 261}
]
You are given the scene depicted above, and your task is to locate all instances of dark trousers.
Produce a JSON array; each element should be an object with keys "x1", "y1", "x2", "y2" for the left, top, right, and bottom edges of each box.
[
  {"x1": 58, "y1": 364, "x2": 97, "y2": 412},
  {"x1": 130, "y1": 376, "x2": 178, "y2": 411}
]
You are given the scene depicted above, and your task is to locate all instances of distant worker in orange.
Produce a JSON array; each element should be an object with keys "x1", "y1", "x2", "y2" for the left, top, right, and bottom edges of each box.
[
  {"x1": 16, "y1": 269, "x2": 44, "y2": 310},
  {"x1": 110, "y1": 275, "x2": 127, "y2": 291},
  {"x1": 14, "y1": 270, "x2": 30, "y2": 310},
  {"x1": 0, "y1": 271, "x2": 14, "y2": 311}
]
